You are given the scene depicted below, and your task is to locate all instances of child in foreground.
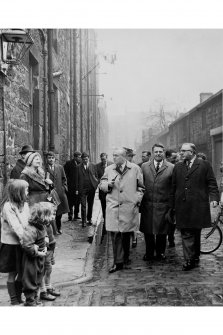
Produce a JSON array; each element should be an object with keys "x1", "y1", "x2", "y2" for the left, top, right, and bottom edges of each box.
[
  {"x1": 22, "y1": 202, "x2": 54, "y2": 306},
  {"x1": 0, "y1": 179, "x2": 29, "y2": 305},
  {"x1": 40, "y1": 204, "x2": 61, "y2": 301}
]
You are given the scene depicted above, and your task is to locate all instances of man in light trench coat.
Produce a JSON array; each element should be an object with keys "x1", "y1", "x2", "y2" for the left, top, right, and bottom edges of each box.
[
  {"x1": 99, "y1": 147, "x2": 144, "y2": 273},
  {"x1": 140, "y1": 143, "x2": 174, "y2": 261}
]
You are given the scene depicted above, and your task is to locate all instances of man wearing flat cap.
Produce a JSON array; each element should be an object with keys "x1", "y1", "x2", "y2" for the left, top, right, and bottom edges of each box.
[
  {"x1": 10, "y1": 145, "x2": 35, "y2": 179},
  {"x1": 64, "y1": 151, "x2": 82, "y2": 221}
]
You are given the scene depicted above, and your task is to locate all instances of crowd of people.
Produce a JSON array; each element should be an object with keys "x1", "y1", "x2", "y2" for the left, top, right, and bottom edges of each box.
[{"x1": 0, "y1": 142, "x2": 221, "y2": 305}]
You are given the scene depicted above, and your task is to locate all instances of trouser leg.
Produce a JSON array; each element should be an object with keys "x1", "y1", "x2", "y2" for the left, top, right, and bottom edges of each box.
[
  {"x1": 56, "y1": 214, "x2": 62, "y2": 231},
  {"x1": 168, "y1": 224, "x2": 176, "y2": 244},
  {"x1": 87, "y1": 188, "x2": 96, "y2": 221},
  {"x1": 181, "y1": 228, "x2": 197, "y2": 262},
  {"x1": 100, "y1": 195, "x2": 107, "y2": 235},
  {"x1": 74, "y1": 194, "x2": 81, "y2": 218},
  {"x1": 156, "y1": 234, "x2": 167, "y2": 255},
  {"x1": 144, "y1": 233, "x2": 155, "y2": 257},
  {"x1": 67, "y1": 193, "x2": 74, "y2": 218},
  {"x1": 80, "y1": 191, "x2": 87, "y2": 223},
  {"x1": 194, "y1": 229, "x2": 201, "y2": 259},
  {"x1": 100, "y1": 196, "x2": 106, "y2": 222},
  {"x1": 122, "y1": 232, "x2": 131, "y2": 262},
  {"x1": 110, "y1": 232, "x2": 124, "y2": 264}
]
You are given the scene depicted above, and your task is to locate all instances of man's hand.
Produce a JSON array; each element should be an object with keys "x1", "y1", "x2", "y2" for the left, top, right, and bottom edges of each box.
[
  {"x1": 75, "y1": 191, "x2": 79, "y2": 195},
  {"x1": 210, "y1": 201, "x2": 218, "y2": 208},
  {"x1": 45, "y1": 178, "x2": 53, "y2": 185}
]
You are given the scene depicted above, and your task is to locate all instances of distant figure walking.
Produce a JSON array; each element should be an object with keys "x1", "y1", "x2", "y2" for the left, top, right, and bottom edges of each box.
[
  {"x1": 64, "y1": 151, "x2": 82, "y2": 221},
  {"x1": 77, "y1": 153, "x2": 99, "y2": 228}
]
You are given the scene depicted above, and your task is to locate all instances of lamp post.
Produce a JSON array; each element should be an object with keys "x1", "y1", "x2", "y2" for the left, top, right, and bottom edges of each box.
[{"x1": 0, "y1": 29, "x2": 33, "y2": 65}]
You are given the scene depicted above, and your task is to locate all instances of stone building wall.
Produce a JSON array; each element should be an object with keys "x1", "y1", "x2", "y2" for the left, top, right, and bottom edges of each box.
[{"x1": 0, "y1": 28, "x2": 103, "y2": 200}]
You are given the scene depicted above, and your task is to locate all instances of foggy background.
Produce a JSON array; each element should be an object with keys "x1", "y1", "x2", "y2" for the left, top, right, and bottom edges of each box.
[{"x1": 96, "y1": 29, "x2": 223, "y2": 159}]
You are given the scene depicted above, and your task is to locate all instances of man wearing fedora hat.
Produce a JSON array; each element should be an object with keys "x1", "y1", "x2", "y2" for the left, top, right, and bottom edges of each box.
[{"x1": 10, "y1": 145, "x2": 35, "y2": 179}]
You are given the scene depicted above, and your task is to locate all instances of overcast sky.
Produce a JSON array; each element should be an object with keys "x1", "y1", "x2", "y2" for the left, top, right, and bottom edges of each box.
[{"x1": 96, "y1": 29, "x2": 223, "y2": 147}]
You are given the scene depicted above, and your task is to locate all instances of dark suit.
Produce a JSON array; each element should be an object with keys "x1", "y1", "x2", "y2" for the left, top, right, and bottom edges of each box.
[
  {"x1": 96, "y1": 161, "x2": 113, "y2": 225},
  {"x1": 64, "y1": 159, "x2": 80, "y2": 219},
  {"x1": 10, "y1": 159, "x2": 26, "y2": 179},
  {"x1": 170, "y1": 157, "x2": 219, "y2": 262},
  {"x1": 45, "y1": 164, "x2": 69, "y2": 231},
  {"x1": 140, "y1": 159, "x2": 174, "y2": 258},
  {"x1": 77, "y1": 163, "x2": 99, "y2": 224}
]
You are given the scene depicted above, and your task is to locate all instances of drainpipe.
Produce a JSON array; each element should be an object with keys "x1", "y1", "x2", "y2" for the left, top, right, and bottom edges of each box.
[
  {"x1": 86, "y1": 30, "x2": 91, "y2": 157},
  {"x1": 79, "y1": 29, "x2": 83, "y2": 151},
  {"x1": 73, "y1": 29, "x2": 77, "y2": 151},
  {"x1": 2, "y1": 94, "x2": 7, "y2": 185},
  {"x1": 69, "y1": 29, "x2": 73, "y2": 157},
  {"x1": 47, "y1": 29, "x2": 55, "y2": 151},
  {"x1": 38, "y1": 29, "x2": 48, "y2": 153}
]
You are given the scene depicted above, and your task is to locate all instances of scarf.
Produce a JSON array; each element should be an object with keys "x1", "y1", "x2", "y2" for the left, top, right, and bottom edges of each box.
[{"x1": 21, "y1": 166, "x2": 46, "y2": 187}]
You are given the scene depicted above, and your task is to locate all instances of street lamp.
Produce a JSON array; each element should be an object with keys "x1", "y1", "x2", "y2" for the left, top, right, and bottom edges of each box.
[{"x1": 0, "y1": 29, "x2": 34, "y2": 65}]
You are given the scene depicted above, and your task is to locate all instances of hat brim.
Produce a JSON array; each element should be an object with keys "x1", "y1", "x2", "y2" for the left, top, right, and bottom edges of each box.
[{"x1": 19, "y1": 150, "x2": 35, "y2": 154}]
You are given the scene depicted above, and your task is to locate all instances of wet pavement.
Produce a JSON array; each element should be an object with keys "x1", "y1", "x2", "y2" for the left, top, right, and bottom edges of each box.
[
  {"x1": 1, "y1": 199, "x2": 223, "y2": 306},
  {"x1": 47, "y1": 227, "x2": 223, "y2": 306}
]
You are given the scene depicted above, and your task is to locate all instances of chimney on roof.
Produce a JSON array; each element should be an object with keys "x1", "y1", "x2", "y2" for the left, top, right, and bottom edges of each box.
[{"x1": 200, "y1": 92, "x2": 213, "y2": 103}]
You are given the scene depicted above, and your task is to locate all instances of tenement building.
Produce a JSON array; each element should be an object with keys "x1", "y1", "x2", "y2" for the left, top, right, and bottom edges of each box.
[
  {"x1": 137, "y1": 90, "x2": 223, "y2": 184},
  {"x1": 0, "y1": 29, "x2": 108, "y2": 199}
]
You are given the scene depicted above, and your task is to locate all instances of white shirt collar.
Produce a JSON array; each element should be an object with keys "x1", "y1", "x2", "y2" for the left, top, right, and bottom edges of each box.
[
  {"x1": 189, "y1": 155, "x2": 196, "y2": 167},
  {"x1": 154, "y1": 160, "x2": 163, "y2": 168}
]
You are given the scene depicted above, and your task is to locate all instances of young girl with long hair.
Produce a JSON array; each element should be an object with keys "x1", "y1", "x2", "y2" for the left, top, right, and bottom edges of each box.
[{"x1": 0, "y1": 179, "x2": 29, "y2": 305}]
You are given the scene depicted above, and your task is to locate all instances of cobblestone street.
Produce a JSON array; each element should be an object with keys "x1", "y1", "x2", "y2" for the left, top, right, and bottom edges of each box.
[{"x1": 45, "y1": 228, "x2": 223, "y2": 306}]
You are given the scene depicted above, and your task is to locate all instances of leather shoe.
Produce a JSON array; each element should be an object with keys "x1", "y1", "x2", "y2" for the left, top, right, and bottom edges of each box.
[
  {"x1": 143, "y1": 254, "x2": 154, "y2": 261},
  {"x1": 87, "y1": 220, "x2": 92, "y2": 226},
  {"x1": 74, "y1": 216, "x2": 81, "y2": 220},
  {"x1": 40, "y1": 292, "x2": 56, "y2": 301},
  {"x1": 47, "y1": 288, "x2": 61, "y2": 297},
  {"x1": 109, "y1": 263, "x2": 123, "y2": 274},
  {"x1": 182, "y1": 261, "x2": 196, "y2": 271},
  {"x1": 68, "y1": 216, "x2": 72, "y2": 221}
]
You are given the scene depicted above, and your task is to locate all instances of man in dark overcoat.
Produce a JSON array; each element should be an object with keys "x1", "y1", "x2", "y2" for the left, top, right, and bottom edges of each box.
[
  {"x1": 140, "y1": 143, "x2": 174, "y2": 261},
  {"x1": 10, "y1": 145, "x2": 35, "y2": 179},
  {"x1": 64, "y1": 151, "x2": 82, "y2": 221},
  {"x1": 77, "y1": 152, "x2": 99, "y2": 228},
  {"x1": 169, "y1": 143, "x2": 219, "y2": 271},
  {"x1": 96, "y1": 153, "x2": 113, "y2": 235},
  {"x1": 45, "y1": 152, "x2": 69, "y2": 234}
]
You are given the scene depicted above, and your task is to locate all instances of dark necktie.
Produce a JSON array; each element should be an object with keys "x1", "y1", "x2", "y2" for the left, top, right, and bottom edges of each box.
[
  {"x1": 155, "y1": 162, "x2": 160, "y2": 173},
  {"x1": 186, "y1": 161, "x2": 191, "y2": 170}
]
